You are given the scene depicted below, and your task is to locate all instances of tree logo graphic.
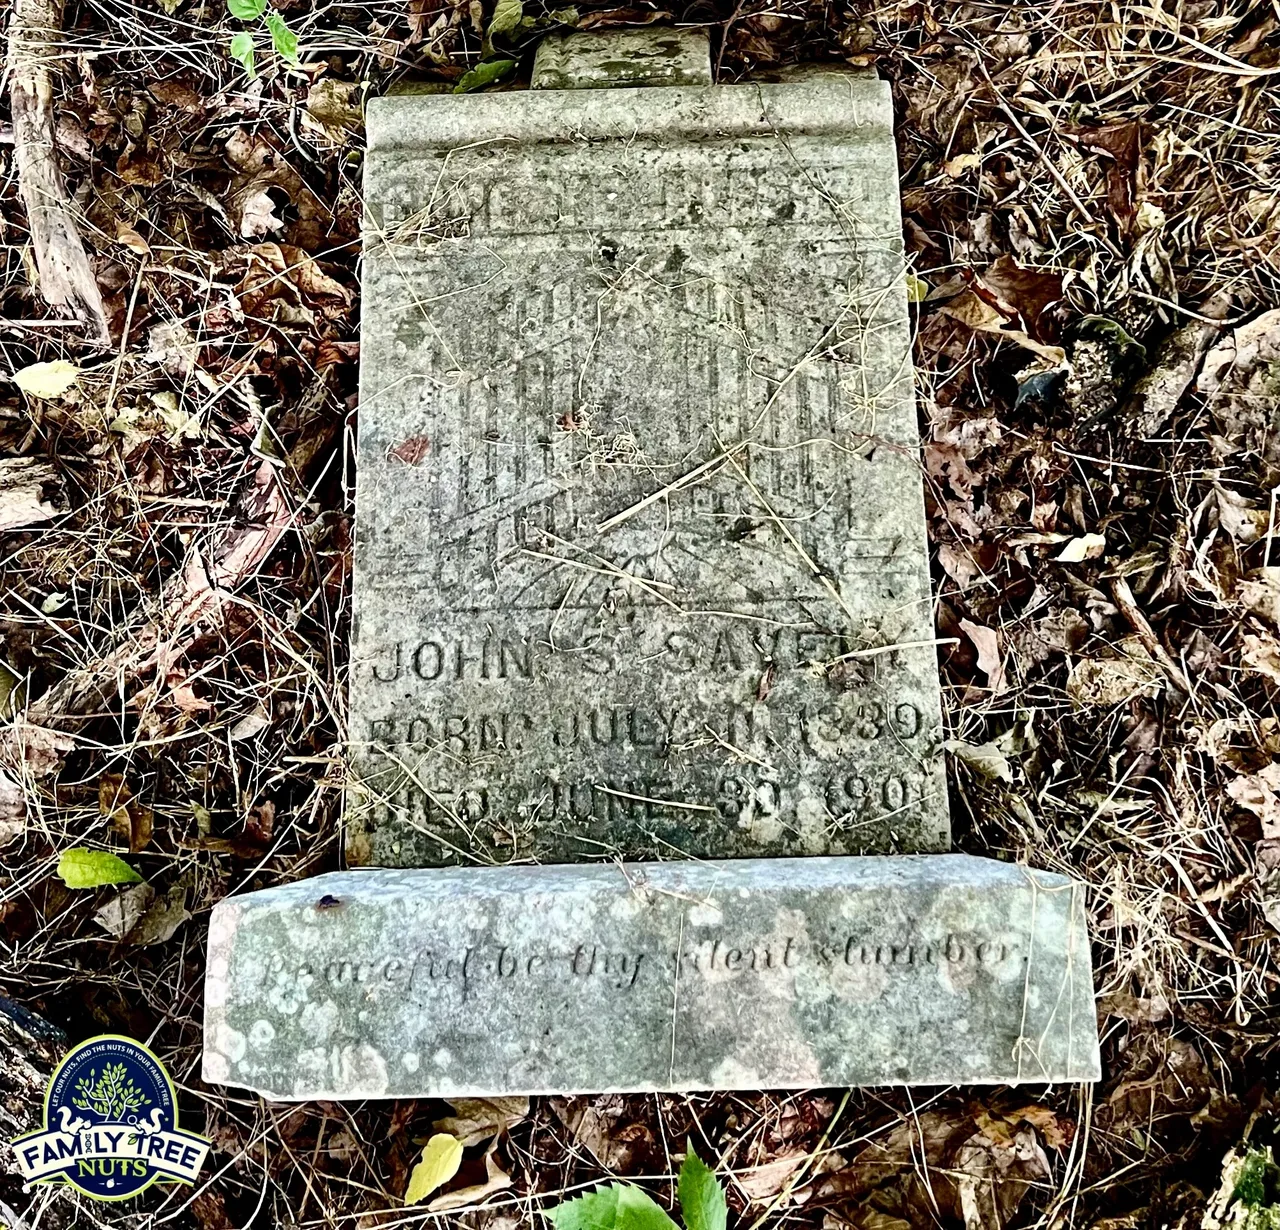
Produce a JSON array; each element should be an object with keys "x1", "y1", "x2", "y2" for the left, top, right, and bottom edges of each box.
[
  {"x1": 72, "y1": 1063, "x2": 152, "y2": 1121},
  {"x1": 10, "y1": 1035, "x2": 210, "y2": 1201}
]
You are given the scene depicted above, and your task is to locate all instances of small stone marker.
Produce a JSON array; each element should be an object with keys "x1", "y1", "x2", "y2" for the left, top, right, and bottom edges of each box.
[
  {"x1": 203, "y1": 856, "x2": 1100, "y2": 1099},
  {"x1": 350, "y1": 52, "x2": 949, "y2": 868},
  {"x1": 531, "y1": 28, "x2": 713, "y2": 90}
]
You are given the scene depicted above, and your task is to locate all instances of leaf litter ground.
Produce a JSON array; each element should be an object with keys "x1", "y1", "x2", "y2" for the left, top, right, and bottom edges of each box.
[{"x1": 2, "y1": 0, "x2": 1280, "y2": 1227}]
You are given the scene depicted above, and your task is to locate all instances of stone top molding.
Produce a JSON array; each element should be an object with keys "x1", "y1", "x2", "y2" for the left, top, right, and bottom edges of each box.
[
  {"x1": 203, "y1": 855, "x2": 1101, "y2": 1099},
  {"x1": 363, "y1": 72, "x2": 893, "y2": 156}
]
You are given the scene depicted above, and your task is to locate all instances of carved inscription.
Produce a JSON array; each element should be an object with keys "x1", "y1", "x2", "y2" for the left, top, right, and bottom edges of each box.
[
  {"x1": 250, "y1": 930, "x2": 1019, "y2": 999},
  {"x1": 366, "y1": 701, "x2": 926, "y2": 754},
  {"x1": 351, "y1": 79, "x2": 950, "y2": 864}
]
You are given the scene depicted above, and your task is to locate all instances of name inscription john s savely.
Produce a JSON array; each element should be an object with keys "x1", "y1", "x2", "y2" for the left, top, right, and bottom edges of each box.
[
  {"x1": 202, "y1": 856, "x2": 1102, "y2": 1098},
  {"x1": 348, "y1": 73, "x2": 949, "y2": 866}
]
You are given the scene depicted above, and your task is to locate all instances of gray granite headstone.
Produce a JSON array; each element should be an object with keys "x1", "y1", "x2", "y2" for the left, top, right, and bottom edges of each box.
[
  {"x1": 203, "y1": 856, "x2": 1100, "y2": 1098},
  {"x1": 350, "y1": 59, "x2": 949, "y2": 868}
]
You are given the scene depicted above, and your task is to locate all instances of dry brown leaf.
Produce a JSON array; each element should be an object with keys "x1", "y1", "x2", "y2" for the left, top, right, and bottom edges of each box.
[
  {"x1": 93, "y1": 882, "x2": 155, "y2": 939},
  {"x1": 305, "y1": 79, "x2": 364, "y2": 141},
  {"x1": 1215, "y1": 485, "x2": 1269, "y2": 545},
  {"x1": 1242, "y1": 633, "x2": 1280, "y2": 686},
  {"x1": 549, "y1": 1096, "x2": 654, "y2": 1173},
  {"x1": 1227, "y1": 763, "x2": 1280, "y2": 836},
  {"x1": 0, "y1": 722, "x2": 75, "y2": 779},
  {"x1": 125, "y1": 884, "x2": 190, "y2": 946},
  {"x1": 426, "y1": 1146, "x2": 512, "y2": 1212},
  {"x1": 0, "y1": 457, "x2": 63, "y2": 532},
  {"x1": 99, "y1": 773, "x2": 154, "y2": 853},
  {"x1": 114, "y1": 217, "x2": 150, "y2": 255},
  {"x1": 1198, "y1": 307, "x2": 1280, "y2": 395},
  {"x1": 0, "y1": 767, "x2": 24, "y2": 846},
  {"x1": 924, "y1": 441, "x2": 979, "y2": 499},
  {"x1": 959, "y1": 618, "x2": 1008, "y2": 694},
  {"x1": 433, "y1": 1097, "x2": 528, "y2": 1147},
  {"x1": 737, "y1": 1148, "x2": 808, "y2": 1203},
  {"x1": 1067, "y1": 638, "x2": 1164, "y2": 706},
  {"x1": 1237, "y1": 568, "x2": 1280, "y2": 626},
  {"x1": 939, "y1": 289, "x2": 1066, "y2": 365},
  {"x1": 976, "y1": 255, "x2": 1064, "y2": 337}
]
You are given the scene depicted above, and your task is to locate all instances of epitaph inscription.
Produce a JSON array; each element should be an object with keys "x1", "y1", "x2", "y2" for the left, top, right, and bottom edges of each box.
[
  {"x1": 352, "y1": 77, "x2": 948, "y2": 866},
  {"x1": 202, "y1": 856, "x2": 1102, "y2": 1098}
]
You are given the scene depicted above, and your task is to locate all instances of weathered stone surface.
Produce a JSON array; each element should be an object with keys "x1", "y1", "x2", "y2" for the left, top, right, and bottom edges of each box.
[
  {"x1": 352, "y1": 73, "x2": 948, "y2": 867},
  {"x1": 203, "y1": 855, "x2": 1100, "y2": 1098},
  {"x1": 532, "y1": 28, "x2": 712, "y2": 90}
]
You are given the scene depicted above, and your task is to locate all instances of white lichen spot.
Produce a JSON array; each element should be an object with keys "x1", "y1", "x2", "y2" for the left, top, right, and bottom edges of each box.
[
  {"x1": 433, "y1": 1048, "x2": 453, "y2": 1069},
  {"x1": 295, "y1": 1048, "x2": 328, "y2": 1095},
  {"x1": 214, "y1": 1023, "x2": 247, "y2": 1063},
  {"x1": 402, "y1": 1052, "x2": 420, "y2": 1072},
  {"x1": 205, "y1": 963, "x2": 228, "y2": 1010},
  {"x1": 248, "y1": 1019, "x2": 276, "y2": 1050},
  {"x1": 203, "y1": 1050, "x2": 230, "y2": 1083},
  {"x1": 335, "y1": 1044, "x2": 390, "y2": 1097},
  {"x1": 299, "y1": 998, "x2": 339, "y2": 1043},
  {"x1": 688, "y1": 900, "x2": 723, "y2": 927}
]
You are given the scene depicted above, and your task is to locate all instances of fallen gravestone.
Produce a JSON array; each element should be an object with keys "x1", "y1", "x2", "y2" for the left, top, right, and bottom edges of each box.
[
  {"x1": 348, "y1": 44, "x2": 949, "y2": 868},
  {"x1": 203, "y1": 856, "x2": 1100, "y2": 1098},
  {"x1": 202, "y1": 34, "x2": 1101, "y2": 1099}
]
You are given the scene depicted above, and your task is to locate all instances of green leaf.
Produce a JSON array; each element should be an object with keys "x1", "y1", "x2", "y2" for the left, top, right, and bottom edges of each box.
[
  {"x1": 227, "y1": 0, "x2": 266, "y2": 19},
  {"x1": 905, "y1": 272, "x2": 929, "y2": 303},
  {"x1": 265, "y1": 11, "x2": 300, "y2": 65},
  {"x1": 229, "y1": 31, "x2": 257, "y2": 78},
  {"x1": 548, "y1": 6, "x2": 578, "y2": 22},
  {"x1": 487, "y1": 0, "x2": 522, "y2": 38},
  {"x1": 545, "y1": 1183, "x2": 679, "y2": 1230},
  {"x1": 404, "y1": 1133, "x2": 463, "y2": 1205},
  {"x1": 57, "y1": 848, "x2": 144, "y2": 889},
  {"x1": 678, "y1": 1148, "x2": 727, "y2": 1230},
  {"x1": 453, "y1": 58, "x2": 515, "y2": 93},
  {"x1": 1077, "y1": 313, "x2": 1145, "y2": 357}
]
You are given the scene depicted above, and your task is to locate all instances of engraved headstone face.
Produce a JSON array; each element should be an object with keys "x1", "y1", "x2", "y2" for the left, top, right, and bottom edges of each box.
[
  {"x1": 202, "y1": 857, "x2": 1102, "y2": 1098},
  {"x1": 350, "y1": 73, "x2": 949, "y2": 867}
]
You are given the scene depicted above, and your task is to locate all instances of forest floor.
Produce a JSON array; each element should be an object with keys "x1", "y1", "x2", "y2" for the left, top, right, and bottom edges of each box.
[{"x1": 2, "y1": 0, "x2": 1280, "y2": 1227}]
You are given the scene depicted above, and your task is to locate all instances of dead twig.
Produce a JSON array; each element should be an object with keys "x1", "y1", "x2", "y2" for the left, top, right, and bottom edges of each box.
[
  {"x1": 6, "y1": 0, "x2": 110, "y2": 341},
  {"x1": 26, "y1": 455, "x2": 295, "y2": 725},
  {"x1": 1109, "y1": 576, "x2": 1192, "y2": 695}
]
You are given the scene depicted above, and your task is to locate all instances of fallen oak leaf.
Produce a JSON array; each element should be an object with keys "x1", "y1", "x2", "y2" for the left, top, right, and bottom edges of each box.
[
  {"x1": 99, "y1": 772, "x2": 153, "y2": 853},
  {"x1": 959, "y1": 618, "x2": 1008, "y2": 694},
  {"x1": 945, "y1": 739, "x2": 1013, "y2": 783},
  {"x1": 1055, "y1": 533, "x2": 1107, "y2": 563},
  {"x1": 939, "y1": 290, "x2": 1066, "y2": 366}
]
